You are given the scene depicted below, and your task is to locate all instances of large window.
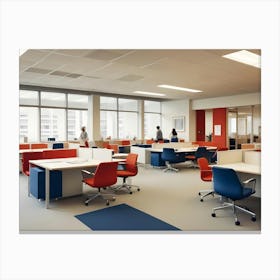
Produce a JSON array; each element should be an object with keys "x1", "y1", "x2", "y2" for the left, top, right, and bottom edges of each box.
[
  {"x1": 100, "y1": 97, "x2": 139, "y2": 139},
  {"x1": 41, "y1": 92, "x2": 66, "y2": 107},
  {"x1": 68, "y1": 94, "x2": 88, "y2": 109},
  {"x1": 119, "y1": 112, "x2": 138, "y2": 139},
  {"x1": 19, "y1": 90, "x2": 39, "y2": 106},
  {"x1": 144, "y1": 100, "x2": 161, "y2": 139},
  {"x1": 100, "y1": 111, "x2": 118, "y2": 139},
  {"x1": 19, "y1": 90, "x2": 88, "y2": 142},
  {"x1": 67, "y1": 110, "x2": 88, "y2": 140},
  {"x1": 40, "y1": 108, "x2": 66, "y2": 141},
  {"x1": 19, "y1": 107, "x2": 39, "y2": 142}
]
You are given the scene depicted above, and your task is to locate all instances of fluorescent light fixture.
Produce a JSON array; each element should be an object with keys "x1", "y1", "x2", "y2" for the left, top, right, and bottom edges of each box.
[
  {"x1": 222, "y1": 50, "x2": 261, "y2": 68},
  {"x1": 158, "y1": 84, "x2": 203, "y2": 93},
  {"x1": 133, "y1": 90, "x2": 166, "y2": 97}
]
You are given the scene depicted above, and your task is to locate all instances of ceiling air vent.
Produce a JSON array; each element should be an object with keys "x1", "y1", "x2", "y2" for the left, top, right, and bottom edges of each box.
[
  {"x1": 25, "y1": 67, "x2": 52, "y2": 74},
  {"x1": 117, "y1": 74, "x2": 144, "y2": 82}
]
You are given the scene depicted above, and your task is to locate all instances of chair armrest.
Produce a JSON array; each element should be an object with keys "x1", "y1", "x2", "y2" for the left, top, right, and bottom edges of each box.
[
  {"x1": 243, "y1": 178, "x2": 256, "y2": 191},
  {"x1": 81, "y1": 169, "x2": 95, "y2": 180}
]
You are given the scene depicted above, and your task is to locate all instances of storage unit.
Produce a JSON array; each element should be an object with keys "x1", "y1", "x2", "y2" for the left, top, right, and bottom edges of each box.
[{"x1": 30, "y1": 167, "x2": 62, "y2": 200}]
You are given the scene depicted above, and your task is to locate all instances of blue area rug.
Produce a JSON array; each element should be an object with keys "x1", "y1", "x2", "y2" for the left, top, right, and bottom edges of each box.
[{"x1": 75, "y1": 203, "x2": 180, "y2": 231}]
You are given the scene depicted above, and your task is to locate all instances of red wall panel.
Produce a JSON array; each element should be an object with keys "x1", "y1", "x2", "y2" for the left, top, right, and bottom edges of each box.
[
  {"x1": 196, "y1": 110, "x2": 205, "y2": 141},
  {"x1": 212, "y1": 108, "x2": 227, "y2": 148}
]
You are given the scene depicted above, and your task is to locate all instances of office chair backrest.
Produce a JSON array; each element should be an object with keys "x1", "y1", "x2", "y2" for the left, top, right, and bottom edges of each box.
[
  {"x1": 195, "y1": 146, "x2": 208, "y2": 159},
  {"x1": 161, "y1": 148, "x2": 176, "y2": 161},
  {"x1": 93, "y1": 161, "x2": 118, "y2": 187},
  {"x1": 197, "y1": 157, "x2": 212, "y2": 181},
  {"x1": 53, "y1": 143, "x2": 64, "y2": 149},
  {"x1": 171, "y1": 137, "x2": 178, "y2": 142},
  {"x1": 125, "y1": 153, "x2": 138, "y2": 174},
  {"x1": 31, "y1": 143, "x2": 48, "y2": 149},
  {"x1": 20, "y1": 144, "x2": 30, "y2": 149},
  {"x1": 212, "y1": 167, "x2": 243, "y2": 200}
]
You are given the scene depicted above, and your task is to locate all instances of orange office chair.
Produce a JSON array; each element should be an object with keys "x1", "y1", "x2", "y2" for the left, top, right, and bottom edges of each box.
[
  {"x1": 197, "y1": 157, "x2": 215, "y2": 202},
  {"x1": 19, "y1": 143, "x2": 30, "y2": 149},
  {"x1": 81, "y1": 161, "x2": 118, "y2": 206},
  {"x1": 114, "y1": 153, "x2": 140, "y2": 194}
]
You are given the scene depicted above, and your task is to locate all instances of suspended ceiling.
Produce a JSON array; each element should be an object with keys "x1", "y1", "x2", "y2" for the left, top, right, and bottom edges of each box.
[{"x1": 19, "y1": 49, "x2": 261, "y2": 100}]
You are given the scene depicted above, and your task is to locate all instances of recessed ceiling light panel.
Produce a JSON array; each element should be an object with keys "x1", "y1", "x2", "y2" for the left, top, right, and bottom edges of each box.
[
  {"x1": 133, "y1": 90, "x2": 166, "y2": 97},
  {"x1": 158, "y1": 84, "x2": 203, "y2": 93},
  {"x1": 222, "y1": 50, "x2": 261, "y2": 68}
]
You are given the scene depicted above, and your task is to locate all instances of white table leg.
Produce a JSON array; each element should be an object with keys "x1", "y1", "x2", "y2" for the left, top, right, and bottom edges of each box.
[
  {"x1": 28, "y1": 172, "x2": 31, "y2": 197},
  {"x1": 45, "y1": 169, "x2": 50, "y2": 209}
]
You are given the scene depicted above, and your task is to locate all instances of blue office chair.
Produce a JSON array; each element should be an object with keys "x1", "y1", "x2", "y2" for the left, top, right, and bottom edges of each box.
[
  {"x1": 161, "y1": 148, "x2": 186, "y2": 172},
  {"x1": 171, "y1": 137, "x2": 179, "y2": 142},
  {"x1": 211, "y1": 166, "x2": 256, "y2": 226},
  {"x1": 186, "y1": 146, "x2": 208, "y2": 167},
  {"x1": 53, "y1": 143, "x2": 64, "y2": 149}
]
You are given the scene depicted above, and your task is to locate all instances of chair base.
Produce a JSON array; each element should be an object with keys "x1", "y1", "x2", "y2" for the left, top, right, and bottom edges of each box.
[
  {"x1": 198, "y1": 190, "x2": 215, "y2": 202},
  {"x1": 163, "y1": 162, "x2": 178, "y2": 172},
  {"x1": 85, "y1": 191, "x2": 116, "y2": 206},
  {"x1": 211, "y1": 200, "x2": 256, "y2": 225},
  {"x1": 113, "y1": 182, "x2": 140, "y2": 194}
]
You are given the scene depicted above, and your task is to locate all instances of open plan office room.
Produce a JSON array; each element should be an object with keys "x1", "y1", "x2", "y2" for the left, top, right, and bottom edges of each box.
[
  {"x1": 1, "y1": 1, "x2": 280, "y2": 280},
  {"x1": 18, "y1": 49, "x2": 262, "y2": 232}
]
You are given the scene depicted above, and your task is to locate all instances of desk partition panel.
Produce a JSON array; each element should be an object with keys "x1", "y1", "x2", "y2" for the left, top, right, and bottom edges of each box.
[{"x1": 217, "y1": 150, "x2": 243, "y2": 164}]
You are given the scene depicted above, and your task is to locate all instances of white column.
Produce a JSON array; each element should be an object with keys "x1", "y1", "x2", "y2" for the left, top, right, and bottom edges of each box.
[{"x1": 88, "y1": 95, "x2": 101, "y2": 141}]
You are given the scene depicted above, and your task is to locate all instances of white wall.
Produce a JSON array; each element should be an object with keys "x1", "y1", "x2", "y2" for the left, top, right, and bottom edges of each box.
[
  {"x1": 192, "y1": 92, "x2": 261, "y2": 110},
  {"x1": 161, "y1": 99, "x2": 191, "y2": 141}
]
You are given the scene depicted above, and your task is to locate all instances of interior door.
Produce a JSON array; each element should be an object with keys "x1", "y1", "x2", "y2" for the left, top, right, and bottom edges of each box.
[{"x1": 196, "y1": 110, "x2": 205, "y2": 141}]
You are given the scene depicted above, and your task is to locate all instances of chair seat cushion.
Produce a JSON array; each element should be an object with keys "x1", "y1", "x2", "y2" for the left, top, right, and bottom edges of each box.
[
  {"x1": 117, "y1": 170, "x2": 136, "y2": 177},
  {"x1": 202, "y1": 175, "x2": 212, "y2": 181},
  {"x1": 231, "y1": 187, "x2": 255, "y2": 200},
  {"x1": 83, "y1": 177, "x2": 99, "y2": 188},
  {"x1": 242, "y1": 187, "x2": 255, "y2": 198},
  {"x1": 186, "y1": 155, "x2": 195, "y2": 160}
]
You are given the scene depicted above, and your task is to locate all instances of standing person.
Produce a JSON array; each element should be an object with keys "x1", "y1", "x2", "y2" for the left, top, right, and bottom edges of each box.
[
  {"x1": 155, "y1": 126, "x2": 163, "y2": 142},
  {"x1": 170, "y1": 128, "x2": 178, "y2": 142},
  {"x1": 79, "y1": 126, "x2": 89, "y2": 147}
]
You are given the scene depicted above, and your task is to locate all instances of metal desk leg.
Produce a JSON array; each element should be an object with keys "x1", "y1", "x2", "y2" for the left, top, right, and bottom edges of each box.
[
  {"x1": 45, "y1": 169, "x2": 50, "y2": 209},
  {"x1": 28, "y1": 173, "x2": 31, "y2": 197}
]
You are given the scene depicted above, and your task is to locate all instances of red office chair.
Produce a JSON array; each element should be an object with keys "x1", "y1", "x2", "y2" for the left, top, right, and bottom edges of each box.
[
  {"x1": 114, "y1": 153, "x2": 140, "y2": 194},
  {"x1": 197, "y1": 157, "x2": 215, "y2": 202},
  {"x1": 81, "y1": 161, "x2": 118, "y2": 206}
]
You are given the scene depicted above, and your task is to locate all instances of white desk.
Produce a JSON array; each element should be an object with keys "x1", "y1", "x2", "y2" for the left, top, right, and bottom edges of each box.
[
  {"x1": 112, "y1": 153, "x2": 129, "y2": 159},
  {"x1": 215, "y1": 162, "x2": 260, "y2": 175},
  {"x1": 215, "y1": 162, "x2": 261, "y2": 197},
  {"x1": 29, "y1": 157, "x2": 121, "y2": 208}
]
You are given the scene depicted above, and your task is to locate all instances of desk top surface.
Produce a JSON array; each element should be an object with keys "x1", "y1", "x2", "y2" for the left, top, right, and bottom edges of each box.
[
  {"x1": 29, "y1": 157, "x2": 122, "y2": 170},
  {"x1": 215, "y1": 162, "x2": 261, "y2": 175},
  {"x1": 19, "y1": 148, "x2": 52, "y2": 153}
]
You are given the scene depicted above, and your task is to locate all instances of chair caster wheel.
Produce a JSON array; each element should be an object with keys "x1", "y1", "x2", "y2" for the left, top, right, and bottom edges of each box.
[
  {"x1": 251, "y1": 216, "x2": 256, "y2": 222},
  {"x1": 137, "y1": 188, "x2": 140, "y2": 191},
  {"x1": 235, "y1": 221, "x2": 240, "y2": 226},
  {"x1": 211, "y1": 213, "x2": 216, "y2": 217},
  {"x1": 129, "y1": 191, "x2": 132, "y2": 194},
  {"x1": 198, "y1": 192, "x2": 201, "y2": 196},
  {"x1": 200, "y1": 198, "x2": 203, "y2": 202},
  {"x1": 106, "y1": 201, "x2": 110, "y2": 206},
  {"x1": 85, "y1": 202, "x2": 88, "y2": 206}
]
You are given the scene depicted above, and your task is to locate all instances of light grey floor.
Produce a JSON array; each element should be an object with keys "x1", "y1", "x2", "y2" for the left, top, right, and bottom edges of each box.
[{"x1": 19, "y1": 163, "x2": 261, "y2": 233}]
